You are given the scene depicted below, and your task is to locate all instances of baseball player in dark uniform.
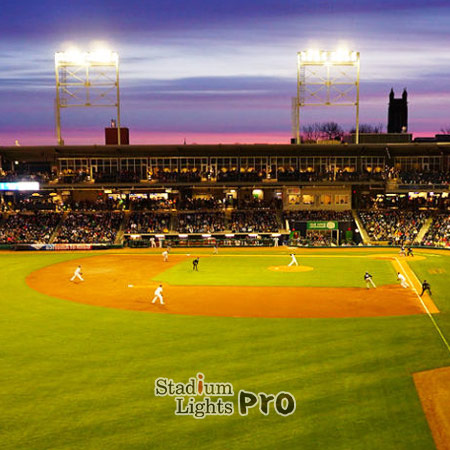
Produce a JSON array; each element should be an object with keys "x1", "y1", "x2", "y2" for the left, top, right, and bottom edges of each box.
[
  {"x1": 406, "y1": 247, "x2": 414, "y2": 257},
  {"x1": 193, "y1": 257, "x2": 199, "y2": 271},
  {"x1": 364, "y1": 272, "x2": 376, "y2": 289},
  {"x1": 420, "y1": 280, "x2": 431, "y2": 297}
]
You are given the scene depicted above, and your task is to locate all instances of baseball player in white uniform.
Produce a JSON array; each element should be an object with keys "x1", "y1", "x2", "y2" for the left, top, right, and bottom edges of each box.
[
  {"x1": 162, "y1": 250, "x2": 169, "y2": 262},
  {"x1": 70, "y1": 265, "x2": 84, "y2": 282},
  {"x1": 288, "y1": 253, "x2": 298, "y2": 266},
  {"x1": 397, "y1": 272, "x2": 409, "y2": 289},
  {"x1": 152, "y1": 284, "x2": 164, "y2": 304}
]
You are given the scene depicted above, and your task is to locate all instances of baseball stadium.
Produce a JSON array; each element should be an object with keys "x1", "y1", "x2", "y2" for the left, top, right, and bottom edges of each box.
[
  {"x1": 1, "y1": 138, "x2": 450, "y2": 449},
  {"x1": 2, "y1": 9, "x2": 450, "y2": 444}
]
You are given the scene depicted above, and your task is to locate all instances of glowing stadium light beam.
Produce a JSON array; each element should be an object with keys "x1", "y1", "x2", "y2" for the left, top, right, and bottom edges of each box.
[
  {"x1": 299, "y1": 49, "x2": 358, "y2": 64},
  {"x1": 55, "y1": 48, "x2": 119, "y2": 65}
]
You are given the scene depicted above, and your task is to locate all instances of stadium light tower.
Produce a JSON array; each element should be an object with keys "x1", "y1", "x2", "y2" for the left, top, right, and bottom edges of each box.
[
  {"x1": 54, "y1": 48, "x2": 121, "y2": 145},
  {"x1": 294, "y1": 49, "x2": 360, "y2": 144}
]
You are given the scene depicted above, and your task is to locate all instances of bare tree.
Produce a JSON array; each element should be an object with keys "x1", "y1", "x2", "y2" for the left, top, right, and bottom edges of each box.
[
  {"x1": 351, "y1": 123, "x2": 384, "y2": 134},
  {"x1": 302, "y1": 123, "x2": 322, "y2": 142},
  {"x1": 440, "y1": 126, "x2": 450, "y2": 134},
  {"x1": 319, "y1": 122, "x2": 344, "y2": 140}
]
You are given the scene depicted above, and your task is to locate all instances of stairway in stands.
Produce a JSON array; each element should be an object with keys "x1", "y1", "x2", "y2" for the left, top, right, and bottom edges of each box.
[
  {"x1": 352, "y1": 210, "x2": 371, "y2": 244},
  {"x1": 276, "y1": 210, "x2": 284, "y2": 231},
  {"x1": 49, "y1": 212, "x2": 67, "y2": 244},
  {"x1": 171, "y1": 211, "x2": 179, "y2": 232},
  {"x1": 114, "y1": 211, "x2": 130, "y2": 245},
  {"x1": 414, "y1": 216, "x2": 434, "y2": 245},
  {"x1": 224, "y1": 207, "x2": 233, "y2": 231}
]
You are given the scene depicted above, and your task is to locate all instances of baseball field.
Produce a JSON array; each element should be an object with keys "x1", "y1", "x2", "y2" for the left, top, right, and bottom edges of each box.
[{"x1": 2, "y1": 247, "x2": 450, "y2": 449}]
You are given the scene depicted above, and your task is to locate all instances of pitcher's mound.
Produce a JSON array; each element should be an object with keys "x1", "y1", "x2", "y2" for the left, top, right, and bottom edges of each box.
[{"x1": 268, "y1": 265, "x2": 314, "y2": 273}]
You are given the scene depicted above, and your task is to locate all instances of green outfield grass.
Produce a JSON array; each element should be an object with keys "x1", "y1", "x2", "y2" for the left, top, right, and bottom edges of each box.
[
  {"x1": 1, "y1": 249, "x2": 450, "y2": 450},
  {"x1": 153, "y1": 255, "x2": 397, "y2": 288}
]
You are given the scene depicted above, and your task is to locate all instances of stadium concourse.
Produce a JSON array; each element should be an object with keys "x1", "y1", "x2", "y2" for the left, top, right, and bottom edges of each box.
[{"x1": 0, "y1": 142, "x2": 449, "y2": 249}]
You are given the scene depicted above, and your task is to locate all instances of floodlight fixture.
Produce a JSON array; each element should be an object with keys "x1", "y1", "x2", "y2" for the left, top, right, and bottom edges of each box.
[
  {"x1": 299, "y1": 49, "x2": 358, "y2": 64},
  {"x1": 293, "y1": 48, "x2": 360, "y2": 144},
  {"x1": 54, "y1": 48, "x2": 121, "y2": 145},
  {"x1": 55, "y1": 49, "x2": 119, "y2": 65}
]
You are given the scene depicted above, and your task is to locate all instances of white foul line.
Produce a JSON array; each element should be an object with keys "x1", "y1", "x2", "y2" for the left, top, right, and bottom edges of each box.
[{"x1": 395, "y1": 257, "x2": 450, "y2": 356}]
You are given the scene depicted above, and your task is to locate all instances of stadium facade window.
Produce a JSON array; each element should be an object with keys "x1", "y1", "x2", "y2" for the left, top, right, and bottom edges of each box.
[
  {"x1": 302, "y1": 194, "x2": 315, "y2": 205},
  {"x1": 335, "y1": 194, "x2": 350, "y2": 205},
  {"x1": 59, "y1": 158, "x2": 89, "y2": 173},
  {"x1": 320, "y1": 194, "x2": 332, "y2": 205},
  {"x1": 394, "y1": 156, "x2": 441, "y2": 171},
  {"x1": 362, "y1": 157, "x2": 385, "y2": 172}
]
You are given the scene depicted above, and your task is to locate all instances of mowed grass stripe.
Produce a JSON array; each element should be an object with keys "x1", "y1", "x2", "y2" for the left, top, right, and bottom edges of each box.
[{"x1": 153, "y1": 256, "x2": 398, "y2": 288}]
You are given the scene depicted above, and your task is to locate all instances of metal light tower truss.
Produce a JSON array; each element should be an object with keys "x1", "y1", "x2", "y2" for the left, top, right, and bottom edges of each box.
[
  {"x1": 295, "y1": 49, "x2": 360, "y2": 144},
  {"x1": 55, "y1": 49, "x2": 121, "y2": 145}
]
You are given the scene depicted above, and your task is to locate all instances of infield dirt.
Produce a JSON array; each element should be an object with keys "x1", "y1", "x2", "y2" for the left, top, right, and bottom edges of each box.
[{"x1": 26, "y1": 254, "x2": 434, "y2": 319}]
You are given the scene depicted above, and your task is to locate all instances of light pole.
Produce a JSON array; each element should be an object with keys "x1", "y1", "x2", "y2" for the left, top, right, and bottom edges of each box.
[
  {"x1": 54, "y1": 48, "x2": 121, "y2": 145},
  {"x1": 294, "y1": 49, "x2": 360, "y2": 144}
]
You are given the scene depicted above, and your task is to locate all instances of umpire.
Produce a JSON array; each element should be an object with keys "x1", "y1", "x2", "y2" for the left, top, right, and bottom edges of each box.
[{"x1": 420, "y1": 280, "x2": 431, "y2": 297}]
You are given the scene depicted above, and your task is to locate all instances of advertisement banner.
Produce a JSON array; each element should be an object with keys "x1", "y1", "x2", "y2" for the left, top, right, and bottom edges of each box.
[{"x1": 306, "y1": 221, "x2": 338, "y2": 230}]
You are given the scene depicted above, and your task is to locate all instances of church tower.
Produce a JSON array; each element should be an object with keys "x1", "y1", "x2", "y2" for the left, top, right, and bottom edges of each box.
[{"x1": 387, "y1": 88, "x2": 408, "y2": 133}]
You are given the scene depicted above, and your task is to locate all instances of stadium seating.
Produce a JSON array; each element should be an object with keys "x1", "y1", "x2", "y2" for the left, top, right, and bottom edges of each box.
[
  {"x1": 126, "y1": 213, "x2": 171, "y2": 234},
  {"x1": 177, "y1": 212, "x2": 226, "y2": 233},
  {"x1": 421, "y1": 214, "x2": 450, "y2": 247},
  {"x1": 359, "y1": 210, "x2": 428, "y2": 243},
  {"x1": 54, "y1": 212, "x2": 124, "y2": 244},
  {"x1": 0, "y1": 212, "x2": 61, "y2": 243}
]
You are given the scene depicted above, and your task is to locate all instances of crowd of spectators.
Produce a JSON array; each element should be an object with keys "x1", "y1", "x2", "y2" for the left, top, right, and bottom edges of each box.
[
  {"x1": 359, "y1": 210, "x2": 428, "y2": 243},
  {"x1": 217, "y1": 170, "x2": 266, "y2": 182},
  {"x1": 149, "y1": 169, "x2": 203, "y2": 183},
  {"x1": 395, "y1": 171, "x2": 450, "y2": 185},
  {"x1": 287, "y1": 230, "x2": 340, "y2": 247},
  {"x1": 126, "y1": 213, "x2": 171, "y2": 234},
  {"x1": 177, "y1": 212, "x2": 226, "y2": 233},
  {"x1": 1, "y1": 197, "x2": 58, "y2": 212},
  {"x1": 178, "y1": 198, "x2": 224, "y2": 210},
  {"x1": 6, "y1": 165, "x2": 450, "y2": 187},
  {"x1": 57, "y1": 170, "x2": 90, "y2": 184},
  {"x1": 55, "y1": 212, "x2": 124, "y2": 243},
  {"x1": 277, "y1": 169, "x2": 385, "y2": 182},
  {"x1": 358, "y1": 193, "x2": 449, "y2": 211},
  {"x1": 421, "y1": 214, "x2": 450, "y2": 248},
  {"x1": 94, "y1": 170, "x2": 141, "y2": 183},
  {"x1": 0, "y1": 170, "x2": 52, "y2": 183},
  {"x1": 230, "y1": 211, "x2": 279, "y2": 233},
  {"x1": 303, "y1": 231, "x2": 336, "y2": 247},
  {"x1": 238, "y1": 197, "x2": 283, "y2": 210},
  {"x1": 65, "y1": 198, "x2": 125, "y2": 211},
  {"x1": 129, "y1": 197, "x2": 174, "y2": 211},
  {"x1": 0, "y1": 212, "x2": 61, "y2": 243}
]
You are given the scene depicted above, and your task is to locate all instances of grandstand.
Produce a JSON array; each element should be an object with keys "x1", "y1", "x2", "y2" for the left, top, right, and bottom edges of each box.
[{"x1": 0, "y1": 142, "x2": 449, "y2": 248}]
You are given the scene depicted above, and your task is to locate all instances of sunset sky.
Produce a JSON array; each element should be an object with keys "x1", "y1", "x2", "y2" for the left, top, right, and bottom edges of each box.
[{"x1": 1, "y1": 0, "x2": 450, "y2": 145}]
